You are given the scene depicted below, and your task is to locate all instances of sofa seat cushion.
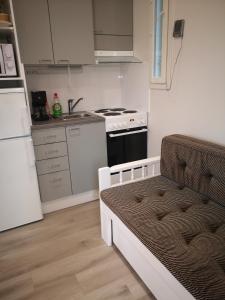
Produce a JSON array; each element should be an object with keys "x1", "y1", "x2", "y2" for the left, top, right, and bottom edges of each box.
[{"x1": 101, "y1": 175, "x2": 225, "y2": 300}]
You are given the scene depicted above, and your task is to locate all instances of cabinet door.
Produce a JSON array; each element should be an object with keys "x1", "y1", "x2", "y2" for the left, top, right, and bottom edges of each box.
[
  {"x1": 12, "y1": 0, "x2": 54, "y2": 65},
  {"x1": 48, "y1": 0, "x2": 95, "y2": 65},
  {"x1": 66, "y1": 122, "x2": 107, "y2": 194},
  {"x1": 93, "y1": 0, "x2": 133, "y2": 35}
]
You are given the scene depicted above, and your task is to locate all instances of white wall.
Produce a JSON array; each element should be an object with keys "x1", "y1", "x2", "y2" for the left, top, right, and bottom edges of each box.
[
  {"x1": 120, "y1": 63, "x2": 150, "y2": 112},
  {"x1": 150, "y1": 0, "x2": 225, "y2": 156},
  {"x1": 26, "y1": 64, "x2": 123, "y2": 113}
]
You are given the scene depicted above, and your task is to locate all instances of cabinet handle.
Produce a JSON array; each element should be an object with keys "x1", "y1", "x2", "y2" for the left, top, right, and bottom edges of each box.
[
  {"x1": 45, "y1": 149, "x2": 59, "y2": 156},
  {"x1": 94, "y1": 30, "x2": 103, "y2": 34},
  {"x1": 51, "y1": 177, "x2": 62, "y2": 184},
  {"x1": 45, "y1": 135, "x2": 57, "y2": 140},
  {"x1": 57, "y1": 59, "x2": 70, "y2": 64},
  {"x1": 39, "y1": 59, "x2": 53, "y2": 64},
  {"x1": 51, "y1": 164, "x2": 61, "y2": 169},
  {"x1": 69, "y1": 127, "x2": 80, "y2": 137}
]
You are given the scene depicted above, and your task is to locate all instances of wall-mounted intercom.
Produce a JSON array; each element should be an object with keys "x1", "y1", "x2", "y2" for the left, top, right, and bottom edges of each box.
[{"x1": 173, "y1": 19, "x2": 185, "y2": 38}]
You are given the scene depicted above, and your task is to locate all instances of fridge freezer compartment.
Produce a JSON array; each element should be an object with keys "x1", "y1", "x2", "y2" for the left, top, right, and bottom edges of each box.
[{"x1": 0, "y1": 90, "x2": 31, "y2": 140}]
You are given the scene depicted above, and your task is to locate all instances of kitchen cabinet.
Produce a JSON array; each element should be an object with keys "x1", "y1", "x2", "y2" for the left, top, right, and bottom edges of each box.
[
  {"x1": 93, "y1": 0, "x2": 133, "y2": 51},
  {"x1": 32, "y1": 120, "x2": 107, "y2": 202},
  {"x1": 66, "y1": 122, "x2": 107, "y2": 195},
  {"x1": 12, "y1": 0, "x2": 54, "y2": 65},
  {"x1": 32, "y1": 127, "x2": 72, "y2": 202},
  {"x1": 13, "y1": 0, "x2": 95, "y2": 65},
  {"x1": 93, "y1": 0, "x2": 133, "y2": 35},
  {"x1": 48, "y1": 0, "x2": 95, "y2": 65}
]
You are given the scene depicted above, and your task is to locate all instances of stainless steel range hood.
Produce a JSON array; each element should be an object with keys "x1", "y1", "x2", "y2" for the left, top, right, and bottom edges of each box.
[{"x1": 95, "y1": 51, "x2": 141, "y2": 64}]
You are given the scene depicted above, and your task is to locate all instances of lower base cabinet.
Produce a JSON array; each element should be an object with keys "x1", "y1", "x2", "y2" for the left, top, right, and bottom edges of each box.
[
  {"x1": 32, "y1": 121, "x2": 107, "y2": 202},
  {"x1": 66, "y1": 122, "x2": 107, "y2": 195}
]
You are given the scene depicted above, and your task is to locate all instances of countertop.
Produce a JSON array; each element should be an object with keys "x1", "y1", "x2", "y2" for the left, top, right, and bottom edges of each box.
[{"x1": 31, "y1": 112, "x2": 105, "y2": 130}]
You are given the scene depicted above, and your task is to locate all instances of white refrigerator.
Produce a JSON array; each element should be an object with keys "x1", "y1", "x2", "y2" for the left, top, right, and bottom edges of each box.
[{"x1": 0, "y1": 88, "x2": 43, "y2": 231}]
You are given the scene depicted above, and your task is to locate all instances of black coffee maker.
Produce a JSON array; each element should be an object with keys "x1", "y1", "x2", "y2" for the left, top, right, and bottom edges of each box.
[{"x1": 31, "y1": 91, "x2": 50, "y2": 121}]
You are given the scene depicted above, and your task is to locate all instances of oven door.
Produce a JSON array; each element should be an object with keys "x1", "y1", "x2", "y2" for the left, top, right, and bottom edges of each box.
[{"x1": 107, "y1": 127, "x2": 148, "y2": 167}]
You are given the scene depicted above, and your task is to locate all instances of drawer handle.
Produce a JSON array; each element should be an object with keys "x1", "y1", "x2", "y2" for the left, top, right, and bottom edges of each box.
[
  {"x1": 51, "y1": 164, "x2": 61, "y2": 169},
  {"x1": 45, "y1": 135, "x2": 57, "y2": 140},
  {"x1": 45, "y1": 150, "x2": 59, "y2": 155},
  {"x1": 69, "y1": 128, "x2": 80, "y2": 137},
  {"x1": 51, "y1": 178, "x2": 62, "y2": 184},
  {"x1": 94, "y1": 30, "x2": 103, "y2": 34},
  {"x1": 57, "y1": 59, "x2": 70, "y2": 64},
  {"x1": 39, "y1": 59, "x2": 53, "y2": 64}
]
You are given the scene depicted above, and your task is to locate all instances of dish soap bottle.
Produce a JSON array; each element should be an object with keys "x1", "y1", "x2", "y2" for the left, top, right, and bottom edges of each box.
[{"x1": 52, "y1": 93, "x2": 62, "y2": 118}]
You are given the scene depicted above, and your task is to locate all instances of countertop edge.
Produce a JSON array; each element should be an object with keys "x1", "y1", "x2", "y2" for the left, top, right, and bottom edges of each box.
[{"x1": 31, "y1": 114, "x2": 105, "y2": 131}]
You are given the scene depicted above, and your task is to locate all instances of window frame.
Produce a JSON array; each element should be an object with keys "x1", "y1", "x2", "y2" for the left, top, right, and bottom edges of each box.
[{"x1": 151, "y1": 0, "x2": 169, "y2": 86}]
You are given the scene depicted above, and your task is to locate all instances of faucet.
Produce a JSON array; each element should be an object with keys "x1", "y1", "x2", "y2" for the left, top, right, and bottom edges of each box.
[{"x1": 68, "y1": 97, "x2": 83, "y2": 114}]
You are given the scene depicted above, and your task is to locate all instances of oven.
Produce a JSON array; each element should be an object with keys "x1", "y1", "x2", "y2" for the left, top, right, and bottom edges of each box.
[{"x1": 107, "y1": 126, "x2": 148, "y2": 167}]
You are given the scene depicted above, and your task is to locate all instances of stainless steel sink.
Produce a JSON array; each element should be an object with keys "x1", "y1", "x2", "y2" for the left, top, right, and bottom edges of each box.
[{"x1": 61, "y1": 112, "x2": 91, "y2": 121}]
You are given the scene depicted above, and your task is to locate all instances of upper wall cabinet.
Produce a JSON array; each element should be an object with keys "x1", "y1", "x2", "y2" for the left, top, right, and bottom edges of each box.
[
  {"x1": 12, "y1": 0, "x2": 54, "y2": 65},
  {"x1": 12, "y1": 0, "x2": 95, "y2": 65},
  {"x1": 48, "y1": 0, "x2": 95, "y2": 65},
  {"x1": 93, "y1": 0, "x2": 133, "y2": 51}
]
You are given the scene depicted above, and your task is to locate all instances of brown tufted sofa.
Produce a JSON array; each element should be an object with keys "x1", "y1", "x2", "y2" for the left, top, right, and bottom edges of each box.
[{"x1": 100, "y1": 135, "x2": 225, "y2": 300}]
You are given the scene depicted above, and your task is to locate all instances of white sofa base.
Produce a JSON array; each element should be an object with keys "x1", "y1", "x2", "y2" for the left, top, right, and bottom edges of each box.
[{"x1": 99, "y1": 157, "x2": 195, "y2": 300}]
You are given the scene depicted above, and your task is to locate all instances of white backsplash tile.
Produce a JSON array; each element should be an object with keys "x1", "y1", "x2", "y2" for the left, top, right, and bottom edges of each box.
[
  {"x1": 26, "y1": 64, "x2": 123, "y2": 113},
  {"x1": 26, "y1": 63, "x2": 149, "y2": 114}
]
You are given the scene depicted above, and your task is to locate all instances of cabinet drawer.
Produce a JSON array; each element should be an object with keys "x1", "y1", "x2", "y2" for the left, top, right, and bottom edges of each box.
[
  {"x1": 39, "y1": 170, "x2": 72, "y2": 202},
  {"x1": 36, "y1": 156, "x2": 69, "y2": 175},
  {"x1": 32, "y1": 127, "x2": 66, "y2": 145},
  {"x1": 34, "y1": 142, "x2": 67, "y2": 160}
]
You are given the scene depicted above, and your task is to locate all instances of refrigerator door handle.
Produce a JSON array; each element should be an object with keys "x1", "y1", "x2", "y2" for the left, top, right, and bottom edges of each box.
[
  {"x1": 26, "y1": 138, "x2": 36, "y2": 168},
  {"x1": 21, "y1": 106, "x2": 31, "y2": 135}
]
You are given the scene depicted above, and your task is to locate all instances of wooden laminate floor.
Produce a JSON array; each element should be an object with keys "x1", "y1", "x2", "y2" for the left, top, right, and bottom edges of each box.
[{"x1": 0, "y1": 200, "x2": 156, "y2": 300}]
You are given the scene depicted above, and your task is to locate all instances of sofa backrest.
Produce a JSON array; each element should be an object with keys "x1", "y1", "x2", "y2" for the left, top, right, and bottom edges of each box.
[{"x1": 160, "y1": 134, "x2": 225, "y2": 207}]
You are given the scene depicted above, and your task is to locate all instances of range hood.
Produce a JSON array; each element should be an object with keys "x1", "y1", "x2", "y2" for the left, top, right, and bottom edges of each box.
[{"x1": 95, "y1": 51, "x2": 141, "y2": 64}]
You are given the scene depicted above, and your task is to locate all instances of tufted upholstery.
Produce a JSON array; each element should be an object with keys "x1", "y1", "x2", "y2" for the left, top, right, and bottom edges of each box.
[
  {"x1": 101, "y1": 135, "x2": 225, "y2": 300},
  {"x1": 161, "y1": 135, "x2": 225, "y2": 207}
]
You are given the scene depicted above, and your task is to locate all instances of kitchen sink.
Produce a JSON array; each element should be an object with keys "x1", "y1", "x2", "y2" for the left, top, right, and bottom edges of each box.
[{"x1": 62, "y1": 112, "x2": 91, "y2": 120}]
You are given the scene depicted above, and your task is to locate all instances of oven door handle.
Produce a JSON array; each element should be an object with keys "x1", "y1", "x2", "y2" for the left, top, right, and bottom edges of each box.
[{"x1": 109, "y1": 128, "x2": 148, "y2": 138}]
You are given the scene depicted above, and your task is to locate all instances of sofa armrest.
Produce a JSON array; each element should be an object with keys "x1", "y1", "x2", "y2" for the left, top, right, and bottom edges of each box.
[{"x1": 98, "y1": 156, "x2": 161, "y2": 192}]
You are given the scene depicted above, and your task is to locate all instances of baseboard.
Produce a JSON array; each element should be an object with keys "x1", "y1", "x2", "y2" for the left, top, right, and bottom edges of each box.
[{"x1": 42, "y1": 190, "x2": 99, "y2": 214}]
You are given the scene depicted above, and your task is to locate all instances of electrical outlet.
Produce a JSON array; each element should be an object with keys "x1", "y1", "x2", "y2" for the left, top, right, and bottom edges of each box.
[{"x1": 173, "y1": 20, "x2": 185, "y2": 38}]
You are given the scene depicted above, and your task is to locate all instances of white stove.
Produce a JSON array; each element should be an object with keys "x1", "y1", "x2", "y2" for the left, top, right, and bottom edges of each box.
[{"x1": 93, "y1": 108, "x2": 147, "y2": 132}]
